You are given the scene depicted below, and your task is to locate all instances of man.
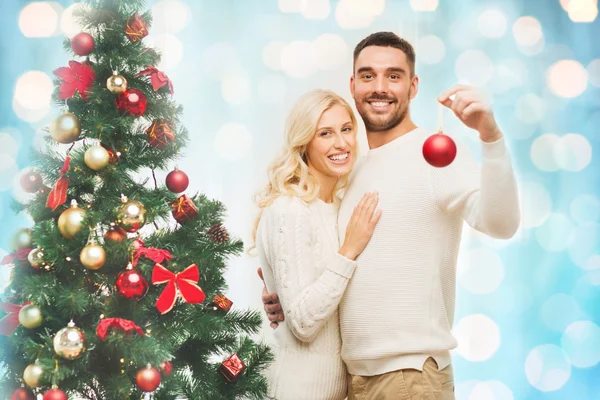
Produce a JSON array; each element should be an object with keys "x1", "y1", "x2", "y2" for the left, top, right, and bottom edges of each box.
[{"x1": 260, "y1": 31, "x2": 520, "y2": 399}]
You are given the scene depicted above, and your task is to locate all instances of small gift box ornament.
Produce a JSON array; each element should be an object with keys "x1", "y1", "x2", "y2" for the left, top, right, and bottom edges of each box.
[
  {"x1": 170, "y1": 195, "x2": 198, "y2": 224},
  {"x1": 209, "y1": 294, "x2": 233, "y2": 313},
  {"x1": 218, "y1": 353, "x2": 246, "y2": 383},
  {"x1": 146, "y1": 120, "x2": 175, "y2": 148}
]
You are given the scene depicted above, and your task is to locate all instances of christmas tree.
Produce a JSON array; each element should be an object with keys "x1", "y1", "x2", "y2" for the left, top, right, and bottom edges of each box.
[{"x1": 0, "y1": 1, "x2": 271, "y2": 399}]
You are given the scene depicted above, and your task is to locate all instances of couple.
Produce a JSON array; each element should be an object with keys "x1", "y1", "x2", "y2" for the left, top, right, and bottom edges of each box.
[{"x1": 251, "y1": 32, "x2": 520, "y2": 400}]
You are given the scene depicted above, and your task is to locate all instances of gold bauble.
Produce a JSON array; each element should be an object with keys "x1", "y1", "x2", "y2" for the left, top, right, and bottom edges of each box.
[
  {"x1": 84, "y1": 144, "x2": 110, "y2": 171},
  {"x1": 23, "y1": 363, "x2": 44, "y2": 388},
  {"x1": 49, "y1": 112, "x2": 81, "y2": 144},
  {"x1": 116, "y1": 199, "x2": 147, "y2": 233},
  {"x1": 10, "y1": 228, "x2": 33, "y2": 251},
  {"x1": 58, "y1": 200, "x2": 87, "y2": 239},
  {"x1": 107, "y1": 72, "x2": 128, "y2": 94},
  {"x1": 27, "y1": 248, "x2": 44, "y2": 268},
  {"x1": 80, "y1": 243, "x2": 106, "y2": 270},
  {"x1": 53, "y1": 321, "x2": 86, "y2": 360},
  {"x1": 18, "y1": 304, "x2": 43, "y2": 328}
]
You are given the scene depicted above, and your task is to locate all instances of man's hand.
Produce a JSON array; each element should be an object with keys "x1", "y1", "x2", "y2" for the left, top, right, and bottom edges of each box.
[
  {"x1": 438, "y1": 85, "x2": 503, "y2": 143},
  {"x1": 258, "y1": 267, "x2": 284, "y2": 329}
]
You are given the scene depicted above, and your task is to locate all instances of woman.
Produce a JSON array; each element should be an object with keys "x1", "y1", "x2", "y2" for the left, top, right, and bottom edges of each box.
[{"x1": 251, "y1": 89, "x2": 382, "y2": 400}]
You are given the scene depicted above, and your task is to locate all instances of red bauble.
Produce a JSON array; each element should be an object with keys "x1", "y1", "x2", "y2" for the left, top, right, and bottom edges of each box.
[
  {"x1": 116, "y1": 265, "x2": 149, "y2": 300},
  {"x1": 165, "y1": 169, "x2": 189, "y2": 193},
  {"x1": 42, "y1": 388, "x2": 68, "y2": 400},
  {"x1": 71, "y1": 32, "x2": 95, "y2": 56},
  {"x1": 160, "y1": 360, "x2": 173, "y2": 375},
  {"x1": 105, "y1": 226, "x2": 127, "y2": 242},
  {"x1": 116, "y1": 88, "x2": 147, "y2": 117},
  {"x1": 422, "y1": 133, "x2": 457, "y2": 168},
  {"x1": 11, "y1": 388, "x2": 35, "y2": 400},
  {"x1": 136, "y1": 366, "x2": 161, "y2": 392},
  {"x1": 20, "y1": 170, "x2": 43, "y2": 193}
]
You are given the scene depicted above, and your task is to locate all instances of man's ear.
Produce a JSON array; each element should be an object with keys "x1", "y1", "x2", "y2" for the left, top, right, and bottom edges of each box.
[
  {"x1": 350, "y1": 75, "x2": 355, "y2": 99},
  {"x1": 410, "y1": 74, "x2": 419, "y2": 100}
]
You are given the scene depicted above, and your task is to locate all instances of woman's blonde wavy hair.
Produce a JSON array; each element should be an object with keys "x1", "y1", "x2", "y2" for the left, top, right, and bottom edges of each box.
[{"x1": 248, "y1": 89, "x2": 358, "y2": 255}]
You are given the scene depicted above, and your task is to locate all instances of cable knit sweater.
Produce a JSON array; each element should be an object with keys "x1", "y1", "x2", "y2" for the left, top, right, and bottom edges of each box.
[
  {"x1": 337, "y1": 128, "x2": 520, "y2": 376},
  {"x1": 256, "y1": 196, "x2": 356, "y2": 400}
]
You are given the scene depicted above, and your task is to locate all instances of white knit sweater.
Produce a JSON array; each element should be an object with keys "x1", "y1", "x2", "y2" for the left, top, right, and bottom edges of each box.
[
  {"x1": 256, "y1": 196, "x2": 357, "y2": 400},
  {"x1": 337, "y1": 127, "x2": 520, "y2": 376}
]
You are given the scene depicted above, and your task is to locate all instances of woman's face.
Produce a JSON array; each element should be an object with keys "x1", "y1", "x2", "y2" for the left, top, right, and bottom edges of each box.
[{"x1": 305, "y1": 104, "x2": 356, "y2": 180}]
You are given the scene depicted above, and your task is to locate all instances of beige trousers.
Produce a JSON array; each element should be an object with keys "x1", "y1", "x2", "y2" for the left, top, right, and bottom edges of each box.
[{"x1": 347, "y1": 358, "x2": 455, "y2": 400}]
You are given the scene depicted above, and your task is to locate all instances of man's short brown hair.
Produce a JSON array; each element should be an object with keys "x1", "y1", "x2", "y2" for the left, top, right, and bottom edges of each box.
[{"x1": 353, "y1": 32, "x2": 416, "y2": 76}]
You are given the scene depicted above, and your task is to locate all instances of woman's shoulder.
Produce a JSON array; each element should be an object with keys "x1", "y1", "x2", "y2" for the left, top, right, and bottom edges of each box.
[{"x1": 263, "y1": 195, "x2": 311, "y2": 221}]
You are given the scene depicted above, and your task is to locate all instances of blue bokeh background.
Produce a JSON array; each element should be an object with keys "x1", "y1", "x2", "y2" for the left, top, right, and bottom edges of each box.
[{"x1": 1, "y1": 0, "x2": 599, "y2": 398}]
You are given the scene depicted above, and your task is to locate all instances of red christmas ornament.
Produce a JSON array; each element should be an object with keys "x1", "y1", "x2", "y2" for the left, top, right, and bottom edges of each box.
[
  {"x1": 218, "y1": 353, "x2": 246, "y2": 382},
  {"x1": 136, "y1": 365, "x2": 161, "y2": 392},
  {"x1": 100, "y1": 143, "x2": 119, "y2": 164},
  {"x1": 10, "y1": 387, "x2": 35, "y2": 400},
  {"x1": 170, "y1": 194, "x2": 198, "y2": 224},
  {"x1": 152, "y1": 263, "x2": 206, "y2": 314},
  {"x1": 53, "y1": 61, "x2": 95, "y2": 101},
  {"x1": 159, "y1": 360, "x2": 173, "y2": 376},
  {"x1": 136, "y1": 66, "x2": 174, "y2": 95},
  {"x1": 71, "y1": 32, "x2": 95, "y2": 56},
  {"x1": 116, "y1": 88, "x2": 147, "y2": 117},
  {"x1": 116, "y1": 263, "x2": 149, "y2": 300},
  {"x1": 42, "y1": 387, "x2": 67, "y2": 400},
  {"x1": 422, "y1": 133, "x2": 457, "y2": 168},
  {"x1": 96, "y1": 318, "x2": 144, "y2": 341},
  {"x1": 20, "y1": 170, "x2": 43, "y2": 193},
  {"x1": 146, "y1": 120, "x2": 175, "y2": 148},
  {"x1": 165, "y1": 169, "x2": 189, "y2": 193},
  {"x1": 125, "y1": 13, "x2": 149, "y2": 43},
  {"x1": 104, "y1": 226, "x2": 127, "y2": 242}
]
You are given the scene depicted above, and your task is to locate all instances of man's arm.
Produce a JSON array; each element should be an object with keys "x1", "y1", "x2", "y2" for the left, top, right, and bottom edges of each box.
[{"x1": 434, "y1": 85, "x2": 521, "y2": 238}]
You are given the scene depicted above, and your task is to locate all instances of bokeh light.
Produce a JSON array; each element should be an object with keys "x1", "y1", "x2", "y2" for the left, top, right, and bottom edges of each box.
[
  {"x1": 417, "y1": 35, "x2": 446, "y2": 65},
  {"x1": 535, "y1": 213, "x2": 575, "y2": 252},
  {"x1": 525, "y1": 345, "x2": 571, "y2": 391},
  {"x1": 547, "y1": 60, "x2": 588, "y2": 98},
  {"x1": 477, "y1": 9, "x2": 508, "y2": 38},
  {"x1": 453, "y1": 314, "x2": 501, "y2": 362},
  {"x1": 151, "y1": 0, "x2": 192, "y2": 34},
  {"x1": 561, "y1": 321, "x2": 600, "y2": 368},
  {"x1": 281, "y1": 41, "x2": 317, "y2": 78},
  {"x1": 19, "y1": 2, "x2": 59, "y2": 38}
]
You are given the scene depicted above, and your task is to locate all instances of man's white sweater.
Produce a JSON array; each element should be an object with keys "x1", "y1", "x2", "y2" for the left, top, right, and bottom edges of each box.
[{"x1": 337, "y1": 127, "x2": 520, "y2": 376}]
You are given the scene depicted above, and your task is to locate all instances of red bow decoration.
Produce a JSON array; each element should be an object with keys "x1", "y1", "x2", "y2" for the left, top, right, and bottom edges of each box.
[
  {"x1": 53, "y1": 61, "x2": 95, "y2": 101},
  {"x1": 96, "y1": 318, "x2": 144, "y2": 341},
  {"x1": 152, "y1": 263, "x2": 206, "y2": 314},
  {"x1": 136, "y1": 66, "x2": 174, "y2": 95},
  {"x1": 0, "y1": 301, "x2": 31, "y2": 336},
  {"x1": 46, "y1": 156, "x2": 71, "y2": 211},
  {"x1": 1, "y1": 248, "x2": 32, "y2": 265},
  {"x1": 133, "y1": 244, "x2": 172, "y2": 267}
]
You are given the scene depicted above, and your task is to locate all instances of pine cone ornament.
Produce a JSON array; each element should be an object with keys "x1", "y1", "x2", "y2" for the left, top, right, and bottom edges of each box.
[{"x1": 207, "y1": 224, "x2": 229, "y2": 244}]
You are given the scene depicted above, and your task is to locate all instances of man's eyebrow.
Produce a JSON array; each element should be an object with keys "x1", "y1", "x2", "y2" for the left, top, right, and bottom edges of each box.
[{"x1": 356, "y1": 67, "x2": 407, "y2": 74}]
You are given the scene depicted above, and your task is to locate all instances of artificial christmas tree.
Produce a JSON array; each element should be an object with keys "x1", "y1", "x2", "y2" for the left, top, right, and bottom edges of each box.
[{"x1": 0, "y1": 1, "x2": 271, "y2": 399}]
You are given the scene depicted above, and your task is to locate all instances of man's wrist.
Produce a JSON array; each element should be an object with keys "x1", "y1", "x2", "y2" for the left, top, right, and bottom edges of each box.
[{"x1": 479, "y1": 126, "x2": 503, "y2": 143}]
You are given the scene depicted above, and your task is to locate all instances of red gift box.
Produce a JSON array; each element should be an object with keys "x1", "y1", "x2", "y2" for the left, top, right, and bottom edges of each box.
[
  {"x1": 210, "y1": 294, "x2": 233, "y2": 313},
  {"x1": 170, "y1": 195, "x2": 198, "y2": 224},
  {"x1": 125, "y1": 13, "x2": 149, "y2": 43},
  {"x1": 146, "y1": 120, "x2": 175, "y2": 148},
  {"x1": 218, "y1": 353, "x2": 246, "y2": 383}
]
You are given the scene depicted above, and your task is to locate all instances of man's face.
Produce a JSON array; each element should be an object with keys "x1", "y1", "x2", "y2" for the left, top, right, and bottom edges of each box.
[{"x1": 350, "y1": 46, "x2": 418, "y2": 132}]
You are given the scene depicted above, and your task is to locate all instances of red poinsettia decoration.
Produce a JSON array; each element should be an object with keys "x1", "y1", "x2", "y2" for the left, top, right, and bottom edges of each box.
[
  {"x1": 53, "y1": 61, "x2": 95, "y2": 101},
  {"x1": 136, "y1": 66, "x2": 174, "y2": 95}
]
